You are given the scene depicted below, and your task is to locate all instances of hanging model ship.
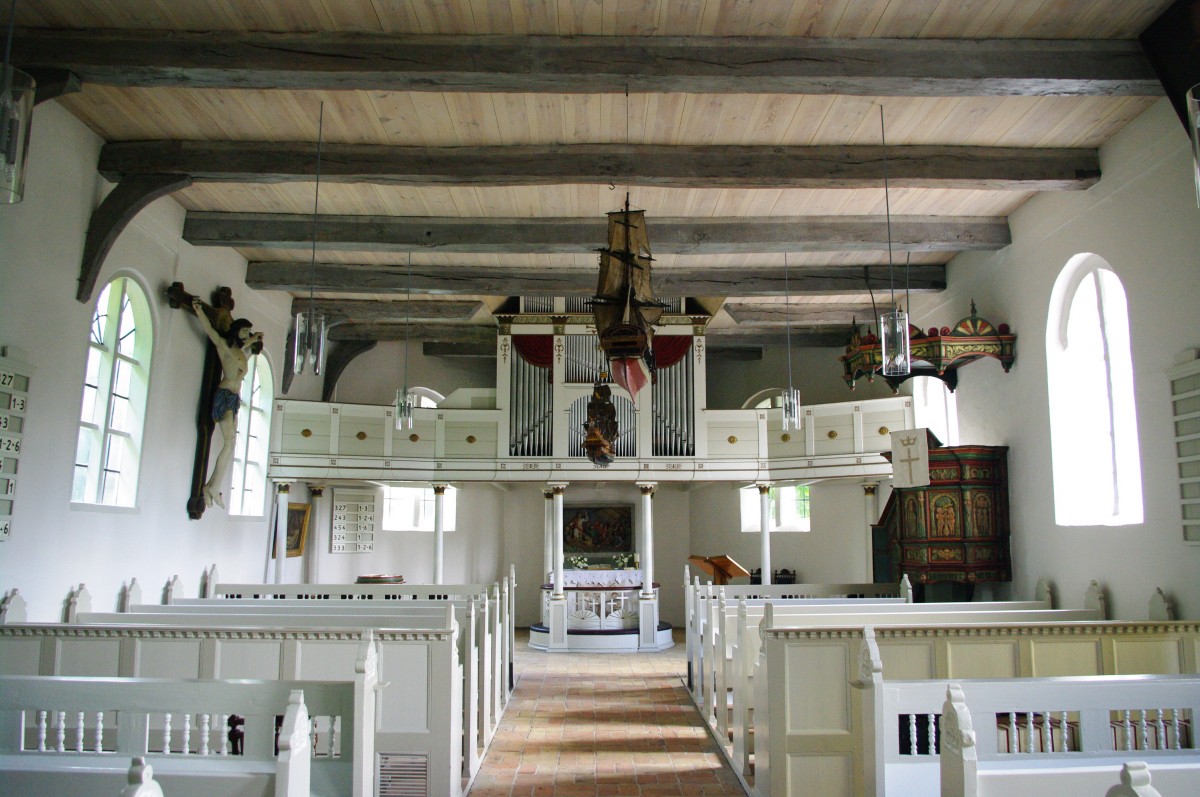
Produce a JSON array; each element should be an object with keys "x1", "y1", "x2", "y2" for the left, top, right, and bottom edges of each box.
[{"x1": 584, "y1": 195, "x2": 668, "y2": 466}]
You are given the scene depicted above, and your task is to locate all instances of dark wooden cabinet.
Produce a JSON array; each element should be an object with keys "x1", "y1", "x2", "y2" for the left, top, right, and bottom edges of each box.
[{"x1": 872, "y1": 445, "x2": 1011, "y2": 588}]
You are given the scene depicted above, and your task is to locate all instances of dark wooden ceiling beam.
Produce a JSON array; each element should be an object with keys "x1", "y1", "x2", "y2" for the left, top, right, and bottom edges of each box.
[
  {"x1": 100, "y1": 141, "x2": 1100, "y2": 190},
  {"x1": 246, "y1": 261, "x2": 945, "y2": 297},
  {"x1": 328, "y1": 323, "x2": 497, "y2": 344},
  {"x1": 422, "y1": 342, "x2": 496, "y2": 358},
  {"x1": 14, "y1": 31, "x2": 1160, "y2": 96},
  {"x1": 724, "y1": 302, "x2": 878, "y2": 325},
  {"x1": 289, "y1": 298, "x2": 483, "y2": 323},
  {"x1": 188, "y1": 213, "x2": 1008, "y2": 254},
  {"x1": 705, "y1": 328, "x2": 851, "y2": 348}
]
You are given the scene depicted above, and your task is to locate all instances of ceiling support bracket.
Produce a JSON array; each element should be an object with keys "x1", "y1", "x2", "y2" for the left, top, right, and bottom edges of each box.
[{"x1": 77, "y1": 173, "x2": 193, "y2": 303}]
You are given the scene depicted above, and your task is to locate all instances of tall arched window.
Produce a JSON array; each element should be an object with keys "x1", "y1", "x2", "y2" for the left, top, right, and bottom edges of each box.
[
  {"x1": 73, "y1": 277, "x2": 154, "y2": 506},
  {"x1": 911, "y1": 376, "x2": 958, "y2": 447},
  {"x1": 1046, "y1": 254, "x2": 1142, "y2": 526},
  {"x1": 229, "y1": 353, "x2": 274, "y2": 517}
]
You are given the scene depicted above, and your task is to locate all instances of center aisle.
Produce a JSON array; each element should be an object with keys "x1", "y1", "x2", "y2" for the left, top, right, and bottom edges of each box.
[{"x1": 468, "y1": 629, "x2": 747, "y2": 797}]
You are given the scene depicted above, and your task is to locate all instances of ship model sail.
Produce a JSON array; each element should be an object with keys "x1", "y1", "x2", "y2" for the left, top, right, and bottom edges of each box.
[
  {"x1": 592, "y1": 195, "x2": 665, "y2": 401},
  {"x1": 584, "y1": 195, "x2": 666, "y2": 466}
]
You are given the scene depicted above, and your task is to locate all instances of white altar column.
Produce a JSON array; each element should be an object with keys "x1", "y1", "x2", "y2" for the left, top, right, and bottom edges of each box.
[
  {"x1": 758, "y1": 483, "x2": 772, "y2": 585},
  {"x1": 542, "y1": 488, "x2": 554, "y2": 584},
  {"x1": 306, "y1": 486, "x2": 324, "y2": 584},
  {"x1": 863, "y1": 482, "x2": 879, "y2": 581},
  {"x1": 548, "y1": 483, "x2": 568, "y2": 651},
  {"x1": 432, "y1": 484, "x2": 447, "y2": 584},
  {"x1": 637, "y1": 482, "x2": 660, "y2": 649},
  {"x1": 274, "y1": 483, "x2": 291, "y2": 584}
]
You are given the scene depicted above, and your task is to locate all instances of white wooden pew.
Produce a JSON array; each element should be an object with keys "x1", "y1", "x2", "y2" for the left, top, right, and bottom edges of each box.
[
  {"x1": 75, "y1": 595, "x2": 498, "y2": 783},
  {"x1": 686, "y1": 575, "x2": 911, "y2": 699},
  {"x1": 704, "y1": 593, "x2": 1059, "y2": 743},
  {"x1": 752, "y1": 614, "x2": 1200, "y2": 797},
  {"x1": 0, "y1": 649, "x2": 373, "y2": 797},
  {"x1": 939, "y1": 677, "x2": 1200, "y2": 797},
  {"x1": 706, "y1": 598, "x2": 1085, "y2": 775},
  {"x1": 199, "y1": 563, "x2": 519, "y2": 696},
  {"x1": 0, "y1": 621, "x2": 463, "y2": 797}
]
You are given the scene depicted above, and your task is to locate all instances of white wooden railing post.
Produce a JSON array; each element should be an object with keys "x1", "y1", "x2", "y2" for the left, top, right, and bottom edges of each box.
[
  {"x1": 120, "y1": 756, "x2": 164, "y2": 797},
  {"x1": 939, "y1": 684, "x2": 978, "y2": 797},
  {"x1": 0, "y1": 588, "x2": 26, "y2": 624},
  {"x1": 1106, "y1": 762, "x2": 1164, "y2": 797},
  {"x1": 353, "y1": 633, "x2": 378, "y2": 797},
  {"x1": 853, "y1": 628, "x2": 886, "y2": 797},
  {"x1": 275, "y1": 690, "x2": 311, "y2": 797}
]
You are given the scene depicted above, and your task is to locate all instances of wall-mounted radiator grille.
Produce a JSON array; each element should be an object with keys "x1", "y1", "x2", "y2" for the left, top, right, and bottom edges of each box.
[{"x1": 377, "y1": 752, "x2": 429, "y2": 797}]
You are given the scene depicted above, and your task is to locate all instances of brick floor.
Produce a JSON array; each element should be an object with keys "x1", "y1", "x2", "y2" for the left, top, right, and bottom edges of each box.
[{"x1": 468, "y1": 629, "x2": 746, "y2": 796}]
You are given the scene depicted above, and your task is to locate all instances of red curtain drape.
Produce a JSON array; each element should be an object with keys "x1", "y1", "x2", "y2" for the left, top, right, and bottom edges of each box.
[
  {"x1": 512, "y1": 335, "x2": 554, "y2": 369},
  {"x1": 653, "y1": 336, "x2": 692, "y2": 370}
]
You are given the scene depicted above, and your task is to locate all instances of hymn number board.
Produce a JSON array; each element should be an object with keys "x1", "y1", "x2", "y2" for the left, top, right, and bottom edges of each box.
[
  {"x1": 331, "y1": 490, "x2": 377, "y2": 553},
  {"x1": 0, "y1": 357, "x2": 31, "y2": 542}
]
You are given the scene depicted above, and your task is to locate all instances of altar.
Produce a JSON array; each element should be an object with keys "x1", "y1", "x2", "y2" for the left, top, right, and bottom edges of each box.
[{"x1": 529, "y1": 569, "x2": 674, "y2": 652}]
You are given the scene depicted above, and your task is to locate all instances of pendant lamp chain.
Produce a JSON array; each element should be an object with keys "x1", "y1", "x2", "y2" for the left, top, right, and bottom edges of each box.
[
  {"x1": 1, "y1": 0, "x2": 36, "y2": 204},
  {"x1": 878, "y1": 105, "x2": 911, "y2": 377},
  {"x1": 293, "y1": 102, "x2": 328, "y2": 375},
  {"x1": 781, "y1": 252, "x2": 801, "y2": 431},
  {"x1": 395, "y1": 253, "x2": 415, "y2": 430}
]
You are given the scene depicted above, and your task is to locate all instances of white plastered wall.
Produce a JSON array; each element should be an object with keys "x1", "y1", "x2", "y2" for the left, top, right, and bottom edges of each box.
[
  {"x1": 0, "y1": 103, "x2": 303, "y2": 620},
  {"x1": 917, "y1": 98, "x2": 1200, "y2": 619}
]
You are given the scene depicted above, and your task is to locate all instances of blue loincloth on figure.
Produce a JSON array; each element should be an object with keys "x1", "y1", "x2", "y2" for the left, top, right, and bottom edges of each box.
[{"x1": 212, "y1": 387, "x2": 241, "y2": 421}]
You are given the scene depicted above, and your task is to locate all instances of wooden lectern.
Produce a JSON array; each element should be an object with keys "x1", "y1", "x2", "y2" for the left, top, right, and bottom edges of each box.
[{"x1": 688, "y1": 555, "x2": 750, "y2": 585}]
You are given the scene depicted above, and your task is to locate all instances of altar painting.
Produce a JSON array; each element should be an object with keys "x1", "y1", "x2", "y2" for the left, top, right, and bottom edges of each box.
[{"x1": 563, "y1": 505, "x2": 634, "y2": 554}]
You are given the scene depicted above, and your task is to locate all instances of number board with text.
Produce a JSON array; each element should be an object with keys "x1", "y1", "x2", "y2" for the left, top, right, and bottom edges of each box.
[
  {"x1": 330, "y1": 489, "x2": 377, "y2": 553},
  {"x1": 0, "y1": 357, "x2": 31, "y2": 543}
]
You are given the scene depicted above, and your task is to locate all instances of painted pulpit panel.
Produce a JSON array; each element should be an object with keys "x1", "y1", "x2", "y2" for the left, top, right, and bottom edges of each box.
[{"x1": 873, "y1": 445, "x2": 1011, "y2": 587}]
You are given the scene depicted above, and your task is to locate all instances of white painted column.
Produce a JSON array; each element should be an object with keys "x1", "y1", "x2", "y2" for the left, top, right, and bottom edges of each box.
[
  {"x1": 863, "y1": 482, "x2": 879, "y2": 582},
  {"x1": 432, "y1": 483, "x2": 447, "y2": 584},
  {"x1": 548, "y1": 483, "x2": 568, "y2": 651},
  {"x1": 274, "y1": 483, "x2": 291, "y2": 584},
  {"x1": 542, "y1": 488, "x2": 554, "y2": 584},
  {"x1": 306, "y1": 486, "x2": 324, "y2": 585},
  {"x1": 758, "y1": 483, "x2": 772, "y2": 585},
  {"x1": 638, "y1": 482, "x2": 656, "y2": 598},
  {"x1": 637, "y1": 482, "x2": 660, "y2": 649},
  {"x1": 551, "y1": 485, "x2": 565, "y2": 597}
]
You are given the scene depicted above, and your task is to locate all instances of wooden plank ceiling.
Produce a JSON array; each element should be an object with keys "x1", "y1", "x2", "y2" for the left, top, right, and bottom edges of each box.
[{"x1": 13, "y1": 0, "x2": 1174, "y2": 350}]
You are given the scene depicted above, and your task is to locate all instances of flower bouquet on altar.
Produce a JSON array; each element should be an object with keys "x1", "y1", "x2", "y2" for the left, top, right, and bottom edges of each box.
[
  {"x1": 611, "y1": 553, "x2": 631, "y2": 569},
  {"x1": 567, "y1": 555, "x2": 589, "y2": 569}
]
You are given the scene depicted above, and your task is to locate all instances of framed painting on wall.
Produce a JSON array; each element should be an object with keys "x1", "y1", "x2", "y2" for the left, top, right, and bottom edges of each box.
[
  {"x1": 282, "y1": 502, "x2": 310, "y2": 558},
  {"x1": 563, "y1": 505, "x2": 634, "y2": 554}
]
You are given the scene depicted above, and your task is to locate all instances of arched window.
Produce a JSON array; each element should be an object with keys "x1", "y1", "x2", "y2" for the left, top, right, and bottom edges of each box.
[
  {"x1": 408, "y1": 386, "x2": 444, "y2": 408},
  {"x1": 1046, "y1": 254, "x2": 1142, "y2": 526},
  {"x1": 911, "y1": 376, "x2": 958, "y2": 446},
  {"x1": 739, "y1": 484, "x2": 812, "y2": 532},
  {"x1": 73, "y1": 277, "x2": 153, "y2": 506},
  {"x1": 381, "y1": 484, "x2": 457, "y2": 531},
  {"x1": 229, "y1": 353, "x2": 274, "y2": 516}
]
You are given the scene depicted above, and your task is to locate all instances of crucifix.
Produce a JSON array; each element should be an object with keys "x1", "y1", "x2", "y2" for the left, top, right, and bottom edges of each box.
[{"x1": 165, "y1": 282, "x2": 263, "y2": 518}]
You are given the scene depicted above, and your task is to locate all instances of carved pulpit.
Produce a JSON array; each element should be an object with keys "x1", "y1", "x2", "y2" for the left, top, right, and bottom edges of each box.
[{"x1": 873, "y1": 442, "x2": 1011, "y2": 596}]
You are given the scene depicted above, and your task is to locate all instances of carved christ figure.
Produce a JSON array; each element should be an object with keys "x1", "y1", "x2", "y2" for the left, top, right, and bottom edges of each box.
[{"x1": 189, "y1": 296, "x2": 264, "y2": 508}]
